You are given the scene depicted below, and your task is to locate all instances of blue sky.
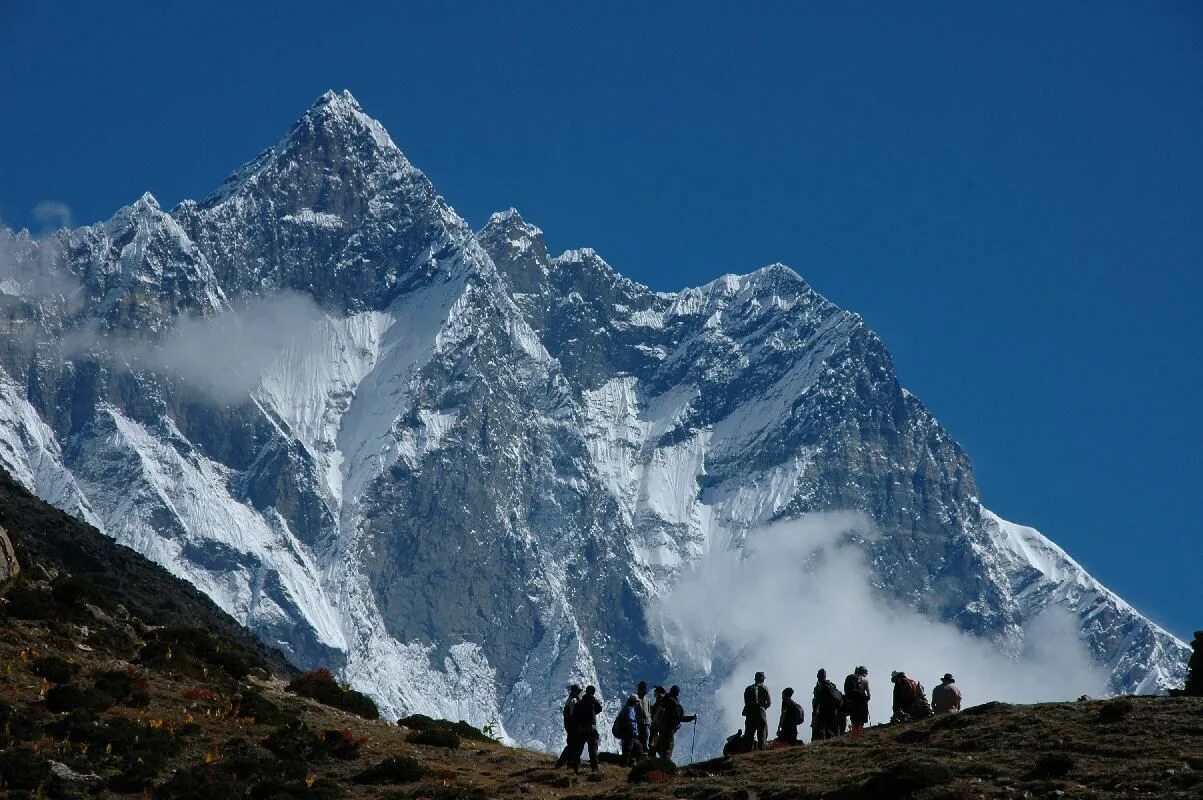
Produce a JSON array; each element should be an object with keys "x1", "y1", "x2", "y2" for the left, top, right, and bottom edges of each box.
[{"x1": 1, "y1": 2, "x2": 1199, "y2": 638}]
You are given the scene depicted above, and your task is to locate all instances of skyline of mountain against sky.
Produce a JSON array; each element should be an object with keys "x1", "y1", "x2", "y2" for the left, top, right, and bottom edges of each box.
[{"x1": 0, "y1": 1, "x2": 1199, "y2": 640}]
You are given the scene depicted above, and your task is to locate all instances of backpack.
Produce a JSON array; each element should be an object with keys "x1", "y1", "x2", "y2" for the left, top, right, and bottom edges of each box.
[
  {"x1": 611, "y1": 711, "x2": 626, "y2": 739},
  {"x1": 909, "y1": 681, "x2": 934, "y2": 719},
  {"x1": 786, "y1": 699, "x2": 804, "y2": 726},
  {"x1": 844, "y1": 674, "x2": 866, "y2": 701},
  {"x1": 819, "y1": 681, "x2": 844, "y2": 713}
]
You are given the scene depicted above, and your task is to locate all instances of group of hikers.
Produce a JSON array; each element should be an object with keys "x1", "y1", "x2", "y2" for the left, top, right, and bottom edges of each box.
[
  {"x1": 731, "y1": 668, "x2": 963, "y2": 753},
  {"x1": 554, "y1": 681, "x2": 697, "y2": 773},
  {"x1": 552, "y1": 667, "x2": 964, "y2": 771}
]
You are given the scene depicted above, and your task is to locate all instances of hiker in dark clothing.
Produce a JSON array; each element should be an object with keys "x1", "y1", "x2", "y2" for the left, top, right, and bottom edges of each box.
[
  {"x1": 844, "y1": 666, "x2": 871, "y2": 737},
  {"x1": 1186, "y1": 631, "x2": 1203, "y2": 697},
  {"x1": 635, "y1": 681, "x2": 652, "y2": 754},
  {"x1": 570, "y1": 685, "x2": 603, "y2": 773},
  {"x1": 648, "y1": 685, "x2": 667, "y2": 757},
  {"x1": 742, "y1": 671, "x2": 772, "y2": 750},
  {"x1": 616, "y1": 695, "x2": 644, "y2": 765},
  {"x1": 656, "y1": 685, "x2": 697, "y2": 763},
  {"x1": 932, "y1": 673, "x2": 962, "y2": 714},
  {"x1": 776, "y1": 687, "x2": 805, "y2": 745},
  {"x1": 554, "y1": 684, "x2": 582, "y2": 768},
  {"x1": 811, "y1": 668, "x2": 843, "y2": 740},
  {"x1": 890, "y1": 670, "x2": 933, "y2": 722}
]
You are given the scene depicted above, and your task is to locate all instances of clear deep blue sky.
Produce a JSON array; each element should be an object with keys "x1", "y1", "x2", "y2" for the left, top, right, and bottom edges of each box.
[{"x1": 1, "y1": 2, "x2": 1199, "y2": 638}]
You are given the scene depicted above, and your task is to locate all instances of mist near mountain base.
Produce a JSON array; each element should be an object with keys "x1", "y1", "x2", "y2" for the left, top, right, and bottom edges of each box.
[{"x1": 648, "y1": 513, "x2": 1108, "y2": 742}]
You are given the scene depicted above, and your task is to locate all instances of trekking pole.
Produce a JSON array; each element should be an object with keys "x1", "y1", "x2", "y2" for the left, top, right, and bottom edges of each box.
[{"x1": 689, "y1": 719, "x2": 697, "y2": 764}]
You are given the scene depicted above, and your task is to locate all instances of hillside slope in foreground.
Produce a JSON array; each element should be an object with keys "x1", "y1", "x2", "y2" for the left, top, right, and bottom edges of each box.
[{"x1": 1, "y1": 468, "x2": 1200, "y2": 799}]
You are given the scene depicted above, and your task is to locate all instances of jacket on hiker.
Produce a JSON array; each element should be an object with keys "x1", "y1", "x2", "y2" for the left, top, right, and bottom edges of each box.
[
  {"x1": 657, "y1": 695, "x2": 694, "y2": 732},
  {"x1": 562, "y1": 696, "x2": 578, "y2": 733},
  {"x1": 635, "y1": 694, "x2": 652, "y2": 730},
  {"x1": 844, "y1": 674, "x2": 871, "y2": 724},
  {"x1": 742, "y1": 683, "x2": 772, "y2": 720},
  {"x1": 812, "y1": 680, "x2": 843, "y2": 720},
  {"x1": 572, "y1": 694, "x2": 602, "y2": 734},
  {"x1": 932, "y1": 682, "x2": 962, "y2": 714},
  {"x1": 617, "y1": 704, "x2": 638, "y2": 739},
  {"x1": 778, "y1": 697, "x2": 805, "y2": 732}
]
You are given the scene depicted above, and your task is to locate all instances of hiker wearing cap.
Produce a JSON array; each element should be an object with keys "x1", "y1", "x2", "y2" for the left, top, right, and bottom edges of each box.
[
  {"x1": 648, "y1": 685, "x2": 667, "y2": 757},
  {"x1": 843, "y1": 666, "x2": 871, "y2": 737},
  {"x1": 811, "y1": 668, "x2": 843, "y2": 740},
  {"x1": 890, "y1": 670, "x2": 933, "y2": 722},
  {"x1": 776, "y1": 687, "x2": 805, "y2": 745},
  {"x1": 570, "y1": 685, "x2": 603, "y2": 773},
  {"x1": 657, "y1": 685, "x2": 697, "y2": 762},
  {"x1": 932, "y1": 673, "x2": 962, "y2": 714},
  {"x1": 742, "y1": 671, "x2": 772, "y2": 750},
  {"x1": 635, "y1": 681, "x2": 652, "y2": 754},
  {"x1": 554, "y1": 684, "x2": 582, "y2": 768}
]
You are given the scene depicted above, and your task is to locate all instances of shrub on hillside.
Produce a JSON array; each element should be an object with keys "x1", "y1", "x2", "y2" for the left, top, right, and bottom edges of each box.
[
  {"x1": 354, "y1": 756, "x2": 428, "y2": 785},
  {"x1": 286, "y1": 668, "x2": 378, "y2": 720},
  {"x1": 397, "y1": 714, "x2": 491, "y2": 743},
  {"x1": 628, "y1": 757, "x2": 678, "y2": 784},
  {"x1": 51, "y1": 574, "x2": 114, "y2": 612},
  {"x1": 31, "y1": 654, "x2": 79, "y2": 683},
  {"x1": 44, "y1": 683, "x2": 114, "y2": 713},
  {"x1": 0, "y1": 746, "x2": 51, "y2": 791},
  {"x1": 407, "y1": 728, "x2": 459, "y2": 749},
  {"x1": 94, "y1": 666, "x2": 151, "y2": 707},
  {"x1": 139, "y1": 626, "x2": 257, "y2": 680},
  {"x1": 4, "y1": 585, "x2": 57, "y2": 620}
]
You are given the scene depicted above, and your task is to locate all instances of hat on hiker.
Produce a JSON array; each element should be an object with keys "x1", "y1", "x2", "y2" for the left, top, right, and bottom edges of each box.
[
  {"x1": 942, "y1": 673, "x2": 955, "y2": 683},
  {"x1": 754, "y1": 671, "x2": 766, "y2": 682},
  {"x1": 891, "y1": 670, "x2": 904, "y2": 681}
]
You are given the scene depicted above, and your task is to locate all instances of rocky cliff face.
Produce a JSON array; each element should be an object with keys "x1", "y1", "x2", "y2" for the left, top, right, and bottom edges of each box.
[{"x1": 0, "y1": 90, "x2": 1186, "y2": 751}]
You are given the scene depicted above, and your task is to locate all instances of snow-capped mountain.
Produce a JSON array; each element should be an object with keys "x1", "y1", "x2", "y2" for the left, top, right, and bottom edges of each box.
[{"x1": 0, "y1": 91, "x2": 1186, "y2": 750}]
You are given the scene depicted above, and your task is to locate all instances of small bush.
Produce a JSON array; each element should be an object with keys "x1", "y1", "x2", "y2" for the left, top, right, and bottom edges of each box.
[
  {"x1": 31, "y1": 654, "x2": 79, "y2": 683},
  {"x1": 1027, "y1": 753, "x2": 1075, "y2": 780},
  {"x1": 354, "y1": 756, "x2": 428, "y2": 785},
  {"x1": 139, "y1": 626, "x2": 257, "y2": 680},
  {"x1": 628, "y1": 757, "x2": 678, "y2": 784},
  {"x1": 0, "y1": 700, "x2": 39, "y2": 747},
  {"x1": 44, "y1": 683, "x2": 114, "y2": 713},
  {"x1": 1099, "y1": 698, "x2": 1134, "y2": 724},
  {"x1": 0, "y1": 746, "x2": 51, "y2": 790},
  {"x1": 316, "y1": 728, "x2": 366, "y2": 760},
  {"x1": 183, "y1": 687, "x2": 218, "y2": 702},
  {"x1": 52, "y1": 575, "x2": 113, "y2": 612},
  {"x1": 94, "y1": 666, "x2": 151, "y2": 707},
  {"x1": 233, "y1": 687, "x2": 285, "y2": 725},
  {"x1": 4, "y1": 585, "x2": 57, "y2": 620},
  {"x1": 287, "y1": 669, "x2": 378, "y2": 720},
  {"x1": 397, "y1": 714, "x2": 491, "y2": 743},
  {"x1": 407, "y1": 728, "x2": 459, "y2": 749}
]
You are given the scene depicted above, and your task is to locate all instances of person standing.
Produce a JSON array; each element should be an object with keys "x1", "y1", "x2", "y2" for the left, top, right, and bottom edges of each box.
[
  {"x1": 635, "y1": 681, "x2": 652, "y2": 754},
  {"x1": 657, "y1": 685, "x2": 697, "y2": 763},
  {"x1": 776, "y1": 687, "x2": 805, "y2": 745},
  {"x1": 616, "y1": 695, "x2": 644, "y2": 765},
  {"x1": 811, "y1": 668, "x2": 843, "y2": 740},
  {"x1": 554, "y1": 684, "x2": 582, "y2": 768},
  {"x1": 843, "y1": 666, "x2": 871, "y2": 737},
  {"x1": 648, "y1": 685, "x2": 667, "y2": 757},
  {"x1": 742, "y1": 671, "x2": 772, "y2": 750},
  {"x1": 570, "y1": 685, "x2": 603, "y2": 773},
  {"x1": 932, "y1": 673, "x2": 962, "y2": 714}
]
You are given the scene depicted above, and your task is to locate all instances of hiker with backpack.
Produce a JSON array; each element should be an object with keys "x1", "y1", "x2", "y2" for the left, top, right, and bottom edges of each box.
[
  {"x1": 647, "y1": 685, "x2": 667, "y2": 757},
  {"x1": 554, "y1": 684, "x2": 582, "y2": 768},
  {"x1": 811, "y1": 668, "x2": 844, "y2": 740},
  {"x1": 890, "y1": 670, "x2": 933, "y2": 722},
  {"x1": 741, "y1": 671, "x2": 772, "y2": 750},
  {"x1": 635, "y1": 681, "x2": 652, "y2": 753},
  {"x1": 655, "y1": 685, "x2": 697, "y2": 763},
  {"x1": 570, "y1": 685, "x2": 603, "y2": 773},
  {"x1": 843, "y1": 666, "x2": 871, "y2": 737},
  {"x1": 776, "y1": 687, "x2": 805, "y2": 745},
  {"x1": 932, "y1": 673, "x2": 962, "y2": 714},
  {"x1": 613, "y1": 695, "x2": 645, "y2": 765}
]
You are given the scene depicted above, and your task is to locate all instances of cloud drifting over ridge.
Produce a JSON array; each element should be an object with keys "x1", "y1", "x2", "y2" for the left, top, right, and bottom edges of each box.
[{"x1": 648, "y1": 514, "x2": 1107, "y2": 743}]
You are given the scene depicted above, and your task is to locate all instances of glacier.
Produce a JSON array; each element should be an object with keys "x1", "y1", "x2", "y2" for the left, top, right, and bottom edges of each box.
[{"x1": 0, "y1": 89, "x2": 1186, "y2": 753}]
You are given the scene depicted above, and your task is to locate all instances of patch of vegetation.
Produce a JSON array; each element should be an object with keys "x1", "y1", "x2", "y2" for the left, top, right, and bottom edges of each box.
[
  {"x1": 1098, "y1": 698, "x2": 1134, "y2": 724},
  {"x1": 380, "y1": 788, "x2": 488, "y2": 800},
  {"x1": 249, "y1": 777, "x2": 346, "y2": 799},
  {"x1": 233, "y1": 687, "x2": 288, "y2": 725},
  {"x1": 836, "y1": 760, "x2": 955, "y2": 799},
  {"x1": 30, "y1": 654, "x2": 79, "y2": 683},
  {"x1": 354, "y1": 756, "x2": 428, "y2": 785},
  {"x1": 52, "y1": 574, "x2": 114, "y2": 613},
  {"x1": 0, "y1": 746, "x2": 51, "y2": 791},
  {"x1": 287, "y1": 668, "x2": 378, "y2": 720},
  {"x1": 397, "y1": 713, "x2": 491, "y2": 742},
  {"x1": 0, "y1": 700, "x2": 39, "y2": 747},
  {"x1": 94, "y1": 666, "x2": 151, "y2": 707},
  {"x1": 261, "y1": 720, "x2": 366, "y2": 766},
  {"x1": 4, "y1": 585, "x2": 57, "y2": 620},
  {"x1": 407, "y1": 727, "x2": 460, "y2": 749},
  {"x1": 139, "y1": 626, "x2": 257, "y2": 680},
  {"x1": 1027, "y1": 753, "x2": 1075, "y2": 780},
  {"x1": 629, "y1": 757, "x2": 678, "y2": 784},
  {"x1": 44, "y1": 709, "x2": 186, "y2": 782},
  {"x1": 44, "y1": 682, "x2": 114, "y2": 713}
]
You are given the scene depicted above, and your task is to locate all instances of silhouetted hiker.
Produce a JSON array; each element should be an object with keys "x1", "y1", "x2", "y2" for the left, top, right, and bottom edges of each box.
[
  {"x1": 776, "y1": 687, "x2": 805, "y2": 745},
  {"x1": 1186, "y1": 631, "x2": 1203, "y2": 697},
  {"x1": 742, "y1": 671, "x2": 772, "y2": 750},
  {"x1": 811, "y1": 668, "x2": 843, "y2": 740},
  {"x1": 554, "y1": 684, "x2": 582, "y2": 768},
  {"x1": 648, "y1": 685, "x2": 667, "y2": 757},
  {"x1": 932, "y1": 673, "x2": 962, "y2": 714},
  {"x1": 844, "y1": 666, "x2": 871, "y2": 737},
  {"x1": 656, "y1": 685, "x2": 697, "y2": 762},
  {"x1": 635, "y1": 680, "x2": 652, "y2": 753},
  {"x1": 890, "y1": 670, "x2": 933, "y2": 722},
  {"x1": 570, "y1": 685, "x2": 603, "y2": 773},
  {"x1": 614, "y1": 695, "x2": 644, "y2": 765}
]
